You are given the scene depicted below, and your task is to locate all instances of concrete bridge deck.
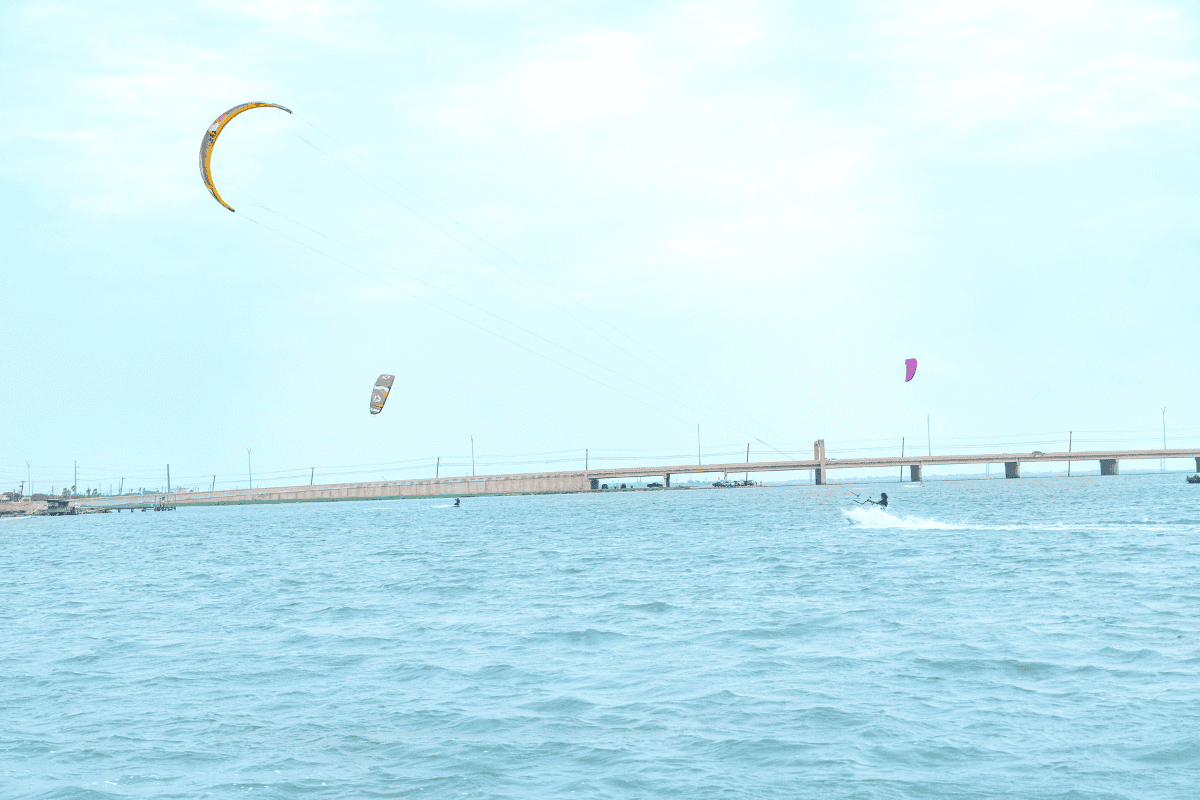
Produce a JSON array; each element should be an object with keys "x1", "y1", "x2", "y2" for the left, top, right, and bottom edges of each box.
[
  {"x1": 69, "y1": 446, "x2": 1200, "y2": 511},
  {"x1": 586, "y1": 445, "x2": 1200, "y2": 485}
]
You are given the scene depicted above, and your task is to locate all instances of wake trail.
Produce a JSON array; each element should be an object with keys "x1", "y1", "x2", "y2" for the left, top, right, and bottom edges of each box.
[{"x1": 844, "y1": 506, "x2": 957, "y2": 529}]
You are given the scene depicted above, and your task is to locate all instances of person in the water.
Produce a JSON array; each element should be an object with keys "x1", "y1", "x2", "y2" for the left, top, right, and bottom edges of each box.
[
  {"x1": 863, "y1": 492, "x2": 888, "y2": 508},
  {"x1": 453, "y1": 497, "x2": 460, "y2": 507}
]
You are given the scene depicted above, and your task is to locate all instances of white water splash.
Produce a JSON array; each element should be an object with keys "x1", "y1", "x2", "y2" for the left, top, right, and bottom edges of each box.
[{"x1": 844, "y1": 505, "x2": 957, "y2": 529}]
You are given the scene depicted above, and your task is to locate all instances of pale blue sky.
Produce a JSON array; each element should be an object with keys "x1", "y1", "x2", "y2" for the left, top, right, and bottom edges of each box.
[{"x1": 3, "y1": 0, "x2": 1199, "y2": 492}]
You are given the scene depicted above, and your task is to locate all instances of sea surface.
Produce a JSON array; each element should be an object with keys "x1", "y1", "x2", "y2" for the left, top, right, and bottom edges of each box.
[{"x1": 3, "y1": 475, "x2": 1199, "y2": 799}]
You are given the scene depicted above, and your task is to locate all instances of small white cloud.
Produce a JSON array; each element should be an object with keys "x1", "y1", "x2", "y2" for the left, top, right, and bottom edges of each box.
[
  {"x1": 435, "y1": 31, "x2": 658, "y2": 131},
  {"x1": 346, "y1": 285, "x2": 397, "y2": 303},
  {"x1": 1058, "y1": 54, "x2": 1200, "y2": 128},
  {"x1": 662, "y1": 233, "x2": 742, "y2": 261},
  {"x1": 508, "y1": 32, "x2": 657, "y2": 126},
  {"x1": 204, "y1": 0, "x2": 337, "y2": 19},
  {"x1": 889, "y1": 0, "x2": 1200, "y2": 138},
  {"x1": 913, "y1": 0, "x2": 1097, "y2": 26},
  {"x1": 686, "y1": 0, "x2": 767, "y2": 50}
]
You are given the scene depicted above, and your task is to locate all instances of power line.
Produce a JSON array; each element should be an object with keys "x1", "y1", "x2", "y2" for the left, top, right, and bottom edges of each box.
[
  {"x1": 277, "y1": 114, "x2": 803, "y2": 460},
  {"x1": 252, "y1": 203, "x2": 718, "y2": 422},
  {"x1": 238, "y1": 212, "x2": 689, "y2": 424},
  {"x1": 216, "y1": 145, "x2": 801, "y2": 458}
]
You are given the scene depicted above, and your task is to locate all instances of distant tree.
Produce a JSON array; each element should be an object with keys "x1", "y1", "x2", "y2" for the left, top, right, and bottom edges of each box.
[{"x1": 62, "y1": 488, "x2": 71, "y2": 498}]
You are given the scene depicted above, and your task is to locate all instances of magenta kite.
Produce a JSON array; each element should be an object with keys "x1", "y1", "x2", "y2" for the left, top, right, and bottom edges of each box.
[{"x1": 905, "y1": 358, "x2": 918, "y2": 382}]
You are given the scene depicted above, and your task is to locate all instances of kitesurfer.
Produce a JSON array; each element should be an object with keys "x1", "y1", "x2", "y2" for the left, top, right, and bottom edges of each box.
[
  {"x1": 454, "y1": 497, "x2": 460, "y2": 507},
  {"x1": 863, "y1": 492, "x2": 888, "y2": 508}
]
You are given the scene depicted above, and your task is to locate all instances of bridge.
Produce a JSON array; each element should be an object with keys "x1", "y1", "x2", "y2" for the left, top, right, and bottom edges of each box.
[{"x1": 70, "y1": 444, "x2": 1200, "y2": 510}]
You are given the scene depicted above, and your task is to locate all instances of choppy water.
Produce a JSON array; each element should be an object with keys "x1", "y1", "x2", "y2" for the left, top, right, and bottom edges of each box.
[{"x1": 3, "y1": 475, "x2": 1199, "y2": 798}]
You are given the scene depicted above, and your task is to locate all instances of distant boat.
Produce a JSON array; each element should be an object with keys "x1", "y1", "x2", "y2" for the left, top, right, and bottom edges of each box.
[{"x1": 1187, "y1": 474, "x2": 1200, "y2": 484}]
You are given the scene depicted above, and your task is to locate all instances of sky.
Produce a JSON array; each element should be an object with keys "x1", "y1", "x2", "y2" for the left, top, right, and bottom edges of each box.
[{"x1": 2, "y1": 0, "x2": 1199, "y2": 493}]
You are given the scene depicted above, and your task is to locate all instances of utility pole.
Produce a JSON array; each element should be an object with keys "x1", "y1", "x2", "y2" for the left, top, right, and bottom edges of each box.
[
  {"x1": 470, "y1": 436, "x2": 475, "y2": 477},
  {"x1": 310, "y1": 467, "x2": 314, "y2": 486},
  {"x1": 211, "y1": 475, "x2": 215, "y2": 491},
  {"x1": 1162, "y1": 408, "x2": 1167, "y2": 471},
  {"x1": 25, "y1": 461, "x2": 30, "y2": 497},
  {"x1": 1067, "y1": 432, "x2": 1073, "y2": 477},
  {"x1": 927, "y1": 415, "x2": 931, "y2": 456},
  {"x1": 585, "y1": 449, "x2": 588, "y2": 471},
  {"x1": 119, "y1": 478, "x2": 124, "y2": 495},
  {"x1": 167, "y1": 465, "x2": 170, "y2": 493},
  {"x1": 246, "y1": 449, "x2": 253, "y2": 489},
  {"x1": 436, "y1": 457, "x2": 440, "y2": 478}
]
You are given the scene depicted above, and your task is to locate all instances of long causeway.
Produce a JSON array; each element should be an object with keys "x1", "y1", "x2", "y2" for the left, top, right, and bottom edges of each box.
[{"x1": 70, "y1": 446, "x2": 1200, "y2": 510}]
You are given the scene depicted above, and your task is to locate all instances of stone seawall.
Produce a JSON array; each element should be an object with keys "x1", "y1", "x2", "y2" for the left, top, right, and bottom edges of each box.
[{"x1": 73, "y1": 472, "x2": 593, "y2": 510}]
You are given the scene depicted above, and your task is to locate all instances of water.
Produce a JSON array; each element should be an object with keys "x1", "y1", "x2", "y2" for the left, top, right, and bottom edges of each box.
[{"x1": 3, "y1": 475, "x2": 1199, "y2": 798}]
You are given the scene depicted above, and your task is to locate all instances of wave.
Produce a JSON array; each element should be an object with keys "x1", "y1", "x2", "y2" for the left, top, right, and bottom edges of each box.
[
  {"x1": 844, "y1": 505, "x2": 1200, "y2": 532},
  {"x1": 843, "y1": 506, "x2": 957, "y2": 529}
]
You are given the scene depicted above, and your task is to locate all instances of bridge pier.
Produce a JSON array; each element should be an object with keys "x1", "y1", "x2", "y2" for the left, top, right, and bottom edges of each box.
[
  {"x1": 590, "y1": 478, "x2": 599, "y2": 490},
  {"x1": 1005, "y1": 461, "x2": 1021, "y2": 479},
  {"x1": 1100, "y1": 459, "x2": 1119, "y2": 476},
  {"x1": 1195, "y1": 456, "x2": 1199, "y2": 473},
  {"x1": 664, "y1": 474, "x2": 670, "y2": 488},
  {"x1": 814, "y1": 468, "x2": 826, "y2": 485},
  {"x1": 909, "y1": 464, "x2": 922, "y2": 482}
]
